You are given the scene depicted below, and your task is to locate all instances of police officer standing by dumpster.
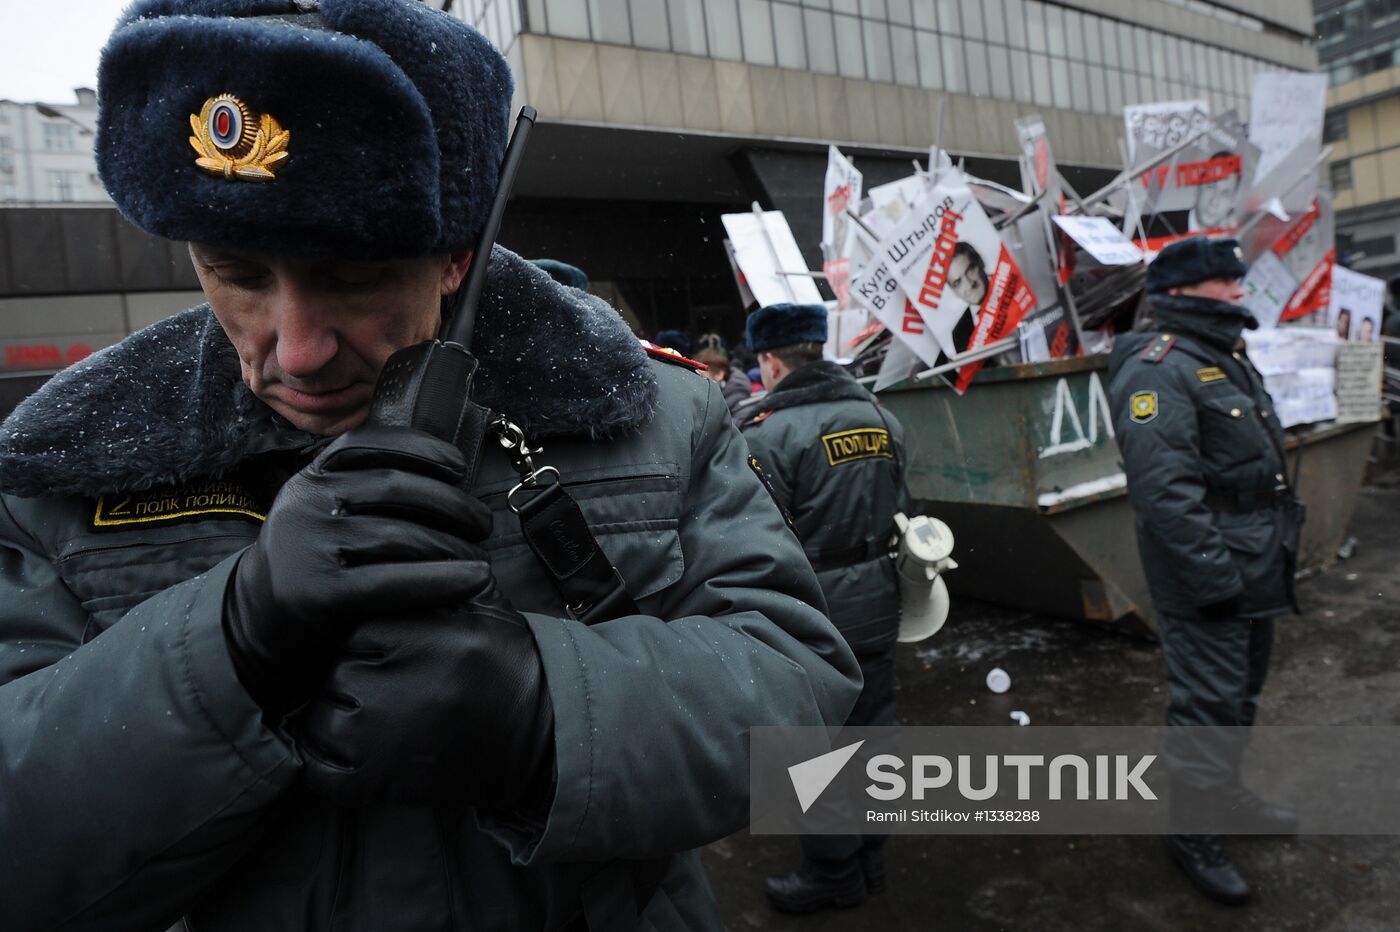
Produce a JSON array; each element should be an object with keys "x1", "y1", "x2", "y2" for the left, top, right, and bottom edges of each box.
[
  {"x1": 1107, "y1": 237, "x2": 1302, "y2": 906},
  {"x1": 738, "y1": 303, "x2": 909, "y2": 914},
  {"x1": 0, "y1": 3, "x2": 861, "y2": 929}
]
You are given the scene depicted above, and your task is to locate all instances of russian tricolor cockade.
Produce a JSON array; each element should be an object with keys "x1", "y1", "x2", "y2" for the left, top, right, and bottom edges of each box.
[{"x1": 188, "y1": 94, "x2": 289, "y2": 182}]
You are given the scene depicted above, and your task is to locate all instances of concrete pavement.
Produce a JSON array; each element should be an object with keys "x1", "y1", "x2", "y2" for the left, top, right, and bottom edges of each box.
[{"x1": 704, "y1": 484, "x2": 1400, "y2": 931}]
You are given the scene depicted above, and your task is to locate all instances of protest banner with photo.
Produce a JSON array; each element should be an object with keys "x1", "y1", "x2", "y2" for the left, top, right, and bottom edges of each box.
[
  {"x1": 821, "y1": 146, "x2": 863, "y2": 308},
  {"x1": 1184, "y1": 112, "x2": 1258, "y2": 232},
  {"x1": 874, "y1": 179, "x2": 1038, "y2": 391},
  {"x1": 847, "y1": 226, "x2": 949, "y2": 371},
  {"x1": 721, "y1": 209, "x2": 824, "y2": 309},
  {"x1": 1249, "y1": 72, "x2": 1328, "y2": 214},
  {"x1": 1125, "y1": 104, "x2": 1256, "y2": 226},
  {"x1": 1328, "y1": 265, "x2": 1386, "y2": 342}
]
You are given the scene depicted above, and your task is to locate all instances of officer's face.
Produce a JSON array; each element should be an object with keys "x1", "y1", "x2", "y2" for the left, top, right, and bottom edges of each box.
[
  {"x1": 1172, "y1": 276, "x2": 1246, "y2": 306},
  {"x1": 190, "y1": 244, "x2": 472, "y2": 435}
]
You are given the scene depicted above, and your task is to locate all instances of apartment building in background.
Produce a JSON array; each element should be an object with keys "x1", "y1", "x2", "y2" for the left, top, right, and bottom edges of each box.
[
  {"x1": 1317, "y1": 0, "x2": 1400, "y2": 281},
  {"x1": 0, "y1": 88, "x2": 110, "y2": 207}
]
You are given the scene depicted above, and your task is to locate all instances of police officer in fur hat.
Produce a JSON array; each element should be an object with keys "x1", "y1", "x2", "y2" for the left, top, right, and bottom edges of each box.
[
  {"x1": 738, "y1": 303, "x2": 909, "y2": 913},
  {"x1": 0, "y1": 3, "x2": 860, "y2": 929},
  {"x1": 1107, "y1": 236, "x2": 1302, "y2": 906}
]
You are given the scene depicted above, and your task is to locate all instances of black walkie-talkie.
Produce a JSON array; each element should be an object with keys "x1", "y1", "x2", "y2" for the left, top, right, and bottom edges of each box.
[{"x1": 366, "y1": 105, "x2": 537, "y2": 484}]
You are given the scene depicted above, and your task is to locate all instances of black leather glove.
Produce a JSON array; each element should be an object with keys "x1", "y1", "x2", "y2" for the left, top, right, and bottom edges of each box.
[
  {"x1": 1197, "y1": 595, "x2": 1241, "y2": 620},
  {"x1": 223, "y1": 426, "x2": 494, "y2": 717},
  {"x1": 293, "y1": 575, "x2": 556, "y2": 811}
]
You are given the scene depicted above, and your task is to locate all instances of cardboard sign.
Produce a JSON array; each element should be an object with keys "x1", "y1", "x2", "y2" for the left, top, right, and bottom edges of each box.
[
  {"x1": 1124, "y1": 100, "x2": 1209, "y2": 162},
  {"x1": 721, "y1": 209, "x2": 824, "y2": 308},
  {"x1": 821, "y1": 145, "x2": 862, "y2": 251},
  {"x1": 1249, "y1": 72, "x2": 1327, "y2": 213},
  {"x1": 1051, "y1": 216, "x2": 1144, "y2": 266},
  {"x1": 1019, "y1": 303, "x2": 1078, "y2": 364},
  {"x1": 1240, "y1": 250, "x2": 1299, "y2": 330},
  {"x1": 1243, "y1": 327, "x2": 1340, "y2": 427},
  {"x1": 1335, "y1": 342, "x2": 1384, "y2": 423},
  {"x1": 822, "y1": 146, "x2": 863, "y2": 308},
  {"x1": 1328, "y1": 265, "x2": 1386, "y2": 343},
  {"x1": 722, "y1": 239, "x2": 757, "y2": 309}
]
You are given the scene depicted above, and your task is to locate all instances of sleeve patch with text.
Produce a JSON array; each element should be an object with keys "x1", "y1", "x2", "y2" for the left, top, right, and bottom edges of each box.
[
  {"x1": 821, "y1": 427, "x2": 894, "y2": 466},
  {"x1": 1196, "y1": 366, "x2": 1227, "y2": 383}
]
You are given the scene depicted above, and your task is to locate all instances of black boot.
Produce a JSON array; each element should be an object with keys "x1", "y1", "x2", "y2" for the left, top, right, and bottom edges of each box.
[
  {"x1": 765, "y1": 858, "x2": 867, "y2": 914},
  {"x1": 1166, "y1": 834, "x2": 1250, "y2": 905},
  {"x1": 859, "y1": 846, "x2": 887, "y2": 894},
  {"x1": 1228, "y1": 787, "x2": 1299, "y2": 835}
]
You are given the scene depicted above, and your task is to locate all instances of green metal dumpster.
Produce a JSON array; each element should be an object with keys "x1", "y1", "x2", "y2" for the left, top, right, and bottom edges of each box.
[{"x1": 880, "y1": 355, "x2": 1378, "y2": 631}]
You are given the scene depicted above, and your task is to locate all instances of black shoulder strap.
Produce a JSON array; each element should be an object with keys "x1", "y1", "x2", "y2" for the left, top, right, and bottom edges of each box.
[
  {"x1": 512, "y1": 474, "x2": 639, "y2": 624},
  {"x1": 491, "y1": 419, "x2": 639, "y2": 625}
]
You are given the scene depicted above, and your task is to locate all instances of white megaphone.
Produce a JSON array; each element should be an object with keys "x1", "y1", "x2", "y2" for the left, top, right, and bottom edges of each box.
[{"x1": 893, "y1": 513, "x2": 957, "y2": 643}]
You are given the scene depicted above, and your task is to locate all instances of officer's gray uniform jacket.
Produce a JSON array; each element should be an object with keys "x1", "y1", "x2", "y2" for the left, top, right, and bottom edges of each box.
[
  {"x1": 739, "y1": 362, "x2": 907, "y2": 652},
  {"x1": 0, "y1": 250, "x2": 860, "y2": 932},
  {"x1": 1107, "y1": 293, "x2": 1297, "y2": 621}
]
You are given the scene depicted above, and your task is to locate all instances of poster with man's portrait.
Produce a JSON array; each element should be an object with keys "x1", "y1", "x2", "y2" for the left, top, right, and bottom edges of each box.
[
  {"x1": 1126, "y1": 105, "x2": 1256, "y2": 227},
  {"x1": 1328, "y1": 266, "x2": 1386, "y2": 342},
  {"x1": 869, "y1": 178, "x2": 1038, "y2": 392}
]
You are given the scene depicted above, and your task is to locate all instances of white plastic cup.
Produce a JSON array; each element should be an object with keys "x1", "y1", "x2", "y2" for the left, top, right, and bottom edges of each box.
[{"x1": 986, "y1": 667, "x2": 1011, "y2": 694}]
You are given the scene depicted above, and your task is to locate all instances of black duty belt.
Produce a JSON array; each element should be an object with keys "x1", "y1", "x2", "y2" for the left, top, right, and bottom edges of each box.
[
  {"x1": 808, "y1": 537, "x2": 890, "y2": 573},
  {"x1": 1203, "y1": 487, "x2": 1292, "y2": 513}
]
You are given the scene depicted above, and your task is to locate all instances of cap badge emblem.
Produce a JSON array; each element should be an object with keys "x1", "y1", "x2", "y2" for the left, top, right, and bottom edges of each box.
[{"x1": 189, "y1": 94, "x2": 289, "y2": 182}]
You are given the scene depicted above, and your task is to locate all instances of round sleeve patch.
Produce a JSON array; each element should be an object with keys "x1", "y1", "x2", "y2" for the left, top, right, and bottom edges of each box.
[{"x1": 1130, "y1": 390, "x2": 1158, "y2": 423}]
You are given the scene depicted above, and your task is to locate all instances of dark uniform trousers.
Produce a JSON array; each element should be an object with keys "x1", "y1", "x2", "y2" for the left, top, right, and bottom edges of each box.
[
  {"x1": 801, "y1": 643, "x2": 898, "y2": 862},
  {"x1": 1160, "y1": 613, "x2": 1275, "y2": 794}
]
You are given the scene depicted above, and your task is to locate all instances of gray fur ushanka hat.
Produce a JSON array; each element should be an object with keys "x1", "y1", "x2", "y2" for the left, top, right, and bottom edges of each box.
[{"x1": 96, "y1": 0, "x2": 513, "y2": 258}]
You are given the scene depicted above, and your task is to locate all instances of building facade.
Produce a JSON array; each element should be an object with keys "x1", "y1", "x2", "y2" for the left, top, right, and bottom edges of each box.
[
  {"x1": 0, "y1": 1, "x2": 1320, "y2": 389},
  {"x1": 461, "y1": 0, "x2": 1317, "y2": 338},
  {"x1": 0, "y1": 89, "x2": 110, "y2": 207},
  {"x1": 1317, "y1": 0, "x2": 1400, "y2": 280}
]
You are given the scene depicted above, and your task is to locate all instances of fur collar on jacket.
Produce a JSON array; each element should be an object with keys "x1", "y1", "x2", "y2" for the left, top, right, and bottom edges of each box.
[
  {"x1": 0, "y1": 247, "x2": 656, "y2": 498},
  {"x1": 737, "y1": 360, "x2": 873, "y2": 427}
]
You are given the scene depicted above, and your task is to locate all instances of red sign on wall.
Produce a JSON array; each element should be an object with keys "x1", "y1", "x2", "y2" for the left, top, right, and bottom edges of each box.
[{"x1": 4, "y1": 343, "x2": 93, "y2": 370}]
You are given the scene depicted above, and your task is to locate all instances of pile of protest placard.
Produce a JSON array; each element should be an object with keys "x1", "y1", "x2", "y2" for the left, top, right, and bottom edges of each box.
[{"x1": 718, "y1": 71, "x2": 1383, "y2": 424}]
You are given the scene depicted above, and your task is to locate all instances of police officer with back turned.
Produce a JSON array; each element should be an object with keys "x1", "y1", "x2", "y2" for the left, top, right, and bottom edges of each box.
[
  {"x1": 1107, "y1": 237, "x2": 1302, "y2": 906},
  {"x1": 738, "y1": 302, "x2": 909, "y2": 914}
]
